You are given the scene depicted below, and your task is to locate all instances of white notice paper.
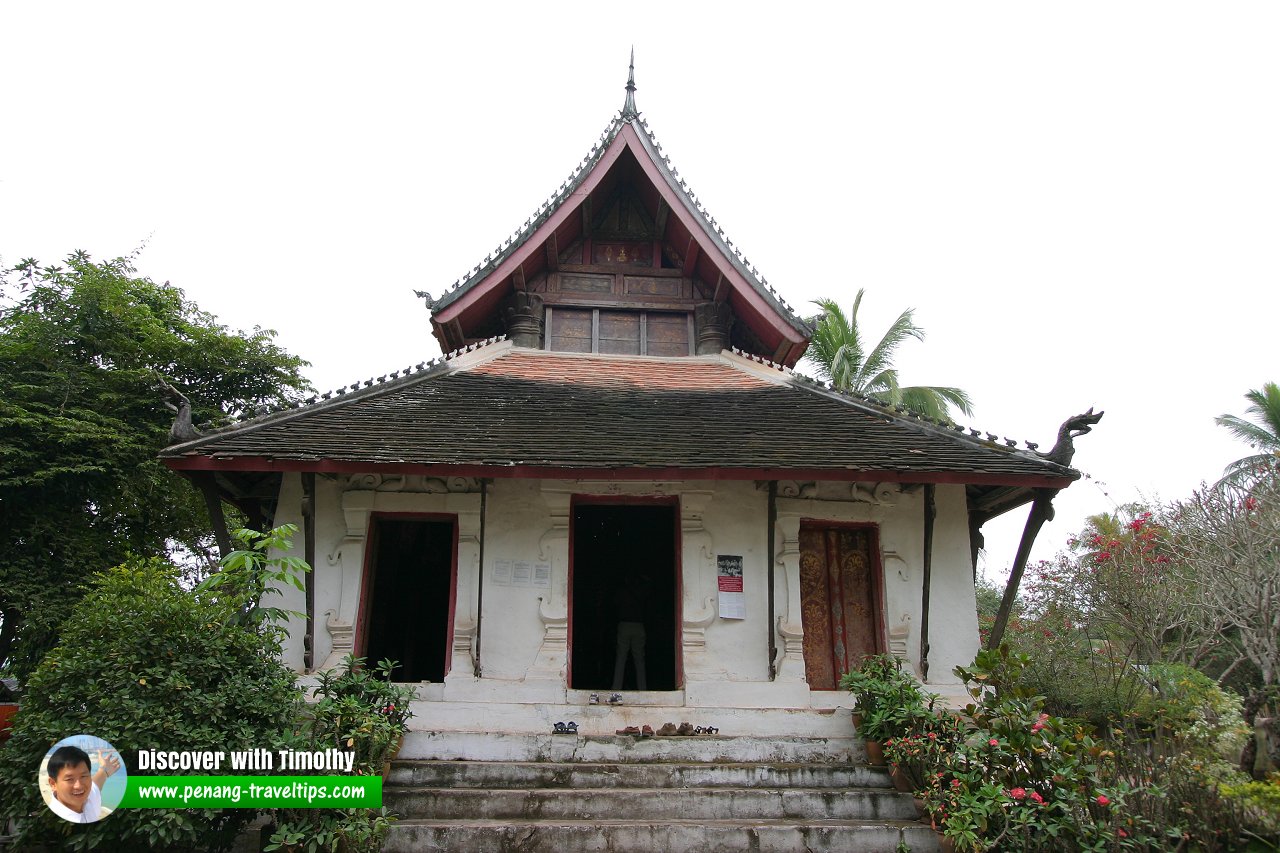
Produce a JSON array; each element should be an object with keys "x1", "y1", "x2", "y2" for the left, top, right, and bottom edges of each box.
[
  {"x1": 717, "y1": 555, "x2": 746, "y2": 619},
  {"x1": 532, "y1": 562, "x2": 552, "y2": 588},
  {"x1": 512, "y1": 561, "x2": 533, "y2": 587},
  {"x1": 493, "y1": 560, "x2": 512, "y2": 586}
]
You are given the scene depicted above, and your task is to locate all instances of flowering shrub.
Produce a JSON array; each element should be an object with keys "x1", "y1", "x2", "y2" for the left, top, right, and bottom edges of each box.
[
  {"x1": 921, "y1": 646, "x2": 1168, "y2": 852},
  {"x1": 884, "y1": 701, "x2": 965, "y2": 791},
  {"x1": 265, "y1": 656, "x2": 416, "y2": 852}
]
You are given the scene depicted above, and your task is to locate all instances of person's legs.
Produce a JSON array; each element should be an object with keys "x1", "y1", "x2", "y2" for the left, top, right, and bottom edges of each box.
[
  {"x1": 612, "y1": 624, "x2": 630, "y2": 690},
  {"x1": 633, "y1": 624, "x2": 647, "y2": 690}
]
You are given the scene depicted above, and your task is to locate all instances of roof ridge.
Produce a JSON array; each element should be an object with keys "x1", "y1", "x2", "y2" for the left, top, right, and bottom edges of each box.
[
  {"x1": 178, "y1": 336, "x2": 511, "y2": 445},
  {"x1": 427, "y1": 112, "x2": 626, "y2": 312},
  {"x1": 784, "y1": 371, "x2": 1074, "y2": 472},
  {"x1": 634, "y1": 116, "x2": 806, "y2": 330}
]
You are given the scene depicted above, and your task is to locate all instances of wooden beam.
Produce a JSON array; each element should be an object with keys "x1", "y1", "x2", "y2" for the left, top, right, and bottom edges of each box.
[
  {"x1": 969, "y1": 511, "x2": 985, "y2": 584},
  {"x1": 920, "y1": 484, "x2": 936, "y2": 682},
  {"x1": 195, "y1": 472, "x2": 232, "y2": 560},
  {"x1": 302, "y1": 472, "x2": 316, "y2": 673},
  {"x1": 582, "y1": 196, "x2": 593, "y2": 238},
  {"x1": 546, "y1": 232, "x2": 559, "y2": 272},
  {"x1": 513, "y1": 264, "x2": 527, "y2": 292},
  {"x1": 681, "y1": 237, "x2": 700, "y2": 277},
  {"x1": 772, "y1": 340, "x2": 791, "y2": 362},
  {"x1": 987, "y1": 489, "x2": 1057, "y2": 650},
  {"x1": 712, "y1": 272, "x2": 728, "y2": 303},
  {"x1": 654, "y1": 198, "x2": 670, "y2": 237}
]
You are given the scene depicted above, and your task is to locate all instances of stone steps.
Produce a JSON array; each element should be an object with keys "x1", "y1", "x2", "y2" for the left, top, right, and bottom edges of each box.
[
  {"x1": 387, "y1": 785, "x2": 916, "y2": 822},
  {"x1": 399, "y1": 731, "x2": 866, "y2": 763},
  {"x1": 387, "y1": 759, "x2": 886, "y2": 789},
  {"x1": 383, "y1": 818, "x2": 941, "y2": 853},
  {"x1": 383, "y1": 730, "x2": 938, "y2": 853}
]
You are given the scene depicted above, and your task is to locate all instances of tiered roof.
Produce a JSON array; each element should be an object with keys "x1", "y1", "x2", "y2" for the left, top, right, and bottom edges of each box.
[{"x1": 424, "y1": 56, "x2": 812, "y2": 365}]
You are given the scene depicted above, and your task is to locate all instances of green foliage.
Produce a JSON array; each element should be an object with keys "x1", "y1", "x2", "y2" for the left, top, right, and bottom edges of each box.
[
  {"x1": 840, "y1": 654, "x2": 929, "y2": 743},
  {"x1": 1216, "y1": 382, "x2": 1280, "y2": 486},
  {"x1": 197, "y1": 525, "x2": 310, "y2": 628},
  {"x1": 0, "y1": 251, "x2": 311, "y2": 679},
  {"x1": 0, "y1": 555, "x2": 303, "y2": 851},
  {"x1": 266, "y1": 656, "x2": 416, "y2": 853},
  {"x1": 805, "y1": 290, "x2": 973, "y2": 422},
  {"x1": 1219, "y1": 777, "x2": 1280, "y2": 841},
  {"x1": 925, "y1": 646, "x2": 1168, "y2": 852}
]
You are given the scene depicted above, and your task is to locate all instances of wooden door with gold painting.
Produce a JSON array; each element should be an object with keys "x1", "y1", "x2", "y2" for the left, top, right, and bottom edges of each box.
[{"x1": 798, "y1": 523, "x2": 885, "y2": 690}]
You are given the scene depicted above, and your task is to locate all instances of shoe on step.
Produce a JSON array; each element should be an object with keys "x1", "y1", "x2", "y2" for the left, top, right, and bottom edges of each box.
[{"x1": 657, "y1": 722, "x2": 678, "y2": 736}]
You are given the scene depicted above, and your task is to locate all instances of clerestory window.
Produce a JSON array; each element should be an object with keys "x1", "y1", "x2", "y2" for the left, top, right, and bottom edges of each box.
[{"x1": 545, "y1": 307, "x2": 693, "y2": 356}]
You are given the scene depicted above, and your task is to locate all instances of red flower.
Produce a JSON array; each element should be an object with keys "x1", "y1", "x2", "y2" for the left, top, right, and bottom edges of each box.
[
  {"x1": 1029, "y1": 790, "x2": 1044, "y2": 804},
  {"x1": 1246, "y1": 496, "x2": 1259, "y2": 511},
  {"x1": 1118, "y1": 828, "x2": 1128, "y2": 837},
  {"x1": 1097, "y1": 794, "x2": 1111, "y2": 806},
  {"x1": 989, "y1": 738, "x2": 999, "y2": 747},
  {"x1": 1010, "y1": 787, "x2": 1026, "y2": 800},
  {"x1": 928, "y1": 732, "x2": 937, "y2": 740}
]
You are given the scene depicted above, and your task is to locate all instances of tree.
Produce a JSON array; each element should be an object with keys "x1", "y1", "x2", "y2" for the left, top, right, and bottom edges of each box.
[
  {"x1": 1215, "y1": 382, "x2": 1280, "y2": 486},
  {"x1": 0, "y1": 251, "x2": 311, "y2": 679},
  {"x1": 805, "y1": 290, "x2": 974, "y2": 422},
  {"x1": 1167, "y1": 470, "x2": 1280, "y2": 695},
  {"x1": 0, "y1": 544, "x2": 304, "y2": 850}
]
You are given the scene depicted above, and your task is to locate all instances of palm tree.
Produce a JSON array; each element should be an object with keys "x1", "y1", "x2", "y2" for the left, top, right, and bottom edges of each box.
[
  {"x1": 1215, "y1": 382, "x2": 1280, "y2": 485},
  {"x1": 805, "y1": 290, "x2": 974, "y2": 422}
]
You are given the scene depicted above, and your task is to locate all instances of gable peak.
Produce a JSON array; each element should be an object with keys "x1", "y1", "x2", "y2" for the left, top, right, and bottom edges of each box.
[{"x1": 622, "y1": 47, "x2": 639, "y2": 120}]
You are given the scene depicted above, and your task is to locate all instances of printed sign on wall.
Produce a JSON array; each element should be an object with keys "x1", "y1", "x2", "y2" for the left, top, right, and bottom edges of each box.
[{"x1": 717, "y1": 554, "x2": 745, "y2": 619}]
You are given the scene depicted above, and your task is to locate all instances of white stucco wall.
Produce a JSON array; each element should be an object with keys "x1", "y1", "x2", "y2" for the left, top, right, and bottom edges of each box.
[{"x1": 273, "y1": 475, "x2": 981, "y2": 700}]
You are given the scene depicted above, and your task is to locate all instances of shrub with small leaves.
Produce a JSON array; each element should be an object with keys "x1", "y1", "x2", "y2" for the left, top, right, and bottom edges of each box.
[{"x1": 0, "y1": 554, "x2": 303, "y2": 851}]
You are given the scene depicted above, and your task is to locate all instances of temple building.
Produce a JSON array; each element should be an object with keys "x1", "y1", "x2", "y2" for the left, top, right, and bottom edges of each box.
[{"x1": 159, "y1": 63, "x2": 1084, "y2": 725}]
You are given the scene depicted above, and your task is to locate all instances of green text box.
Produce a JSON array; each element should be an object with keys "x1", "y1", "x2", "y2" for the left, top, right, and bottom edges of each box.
[{"x1": 120, "y1": 776, "x2": 382, "y2": 808}]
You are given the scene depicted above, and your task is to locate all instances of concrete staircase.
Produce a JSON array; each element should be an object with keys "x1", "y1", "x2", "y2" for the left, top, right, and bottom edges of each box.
[{"x1": 382, "y1": 705, "x2": 940, "y2": 852}]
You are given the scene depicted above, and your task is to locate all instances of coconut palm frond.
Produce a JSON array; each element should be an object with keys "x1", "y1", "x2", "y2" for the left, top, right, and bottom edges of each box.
[
  {"x1": 1215, "y1": 382, "x2": 1280, "y2": 487},
  {"x1": 803, "y1": 289, "x2": 973, "y2": 421}
]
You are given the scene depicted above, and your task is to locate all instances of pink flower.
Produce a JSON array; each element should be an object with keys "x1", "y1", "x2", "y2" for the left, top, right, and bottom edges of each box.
[
  {"x1": 1029, "y1": 790, "x2": 1044, "y2": 804},
  {"x1": 1097, "y1": 794, "x2": 1110, "y2": 806},
  {"x1": 1118, "y1": 828, "x2": 1128, "y2": 837},
  {"x1": 1031, "y1": 722, "x2": 1045, "y2": 732},
  {"x1": 928, "y1": 732, "x2": 937, "y2": 740},
  {"x1": 1009, "y1": 787, "x2": 1026, "y2": 800},
  {"x1": 988, "y1": 738, "x2": 999, "y2": 747}
]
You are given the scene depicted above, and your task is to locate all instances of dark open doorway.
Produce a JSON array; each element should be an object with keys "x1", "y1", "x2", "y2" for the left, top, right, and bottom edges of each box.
[
  {"x1": 360, "y1": 516, "x2": 455, "y2": 683},
  {"x1": 570, "y1": 502, "x2": 679, "y2": 691}
]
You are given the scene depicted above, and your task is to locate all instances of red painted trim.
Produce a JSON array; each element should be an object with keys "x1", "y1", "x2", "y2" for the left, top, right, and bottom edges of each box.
[
  {"x1": 567, "y1": 494, "x2": 683, "y2": 690},
  {"x1": 162, "y1": 457, "x2": 1072, "y2": 490},
  {"x1": 799, "y1": 519, "x2": 889, "y2": 665},
  {"x1": 429, "y1": 124, "x2": 807, "y2": 363},
  {"x1": 353, "y1": 512, "x2": 459, "y2": 680},
  {"x1": 617, "y1": 124, "x2": 805, "y2": 353},
  {"x1": 432, "y1": 132, "x2": 634, "y2": 325}
]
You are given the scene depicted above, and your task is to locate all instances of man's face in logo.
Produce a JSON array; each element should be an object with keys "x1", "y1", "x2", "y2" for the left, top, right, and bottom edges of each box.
[{"x1": 50, "y1": 762, "x2": 92, "y2": 812}]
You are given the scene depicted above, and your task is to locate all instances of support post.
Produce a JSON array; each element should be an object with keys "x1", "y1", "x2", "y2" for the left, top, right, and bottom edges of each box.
[
  {"x1": 969, "y1": 512, "x2": 986, "y2": 584},
  {"x1": 987, "y1": 489, "x2": 1056, "y2": 650},
  {"x1": 302, "y1": 472, "x2": 316, "y2": 673},
  {"x1": 475, "y1": 479, "x2": 488, "y2": 677},
  {"x1": 767, "y1": 481, "x2": 778, "y2": 680},
  {"x1": 920, "y1": 484, "x2": 936, "y2": 682},
  {"x1": 196, "y1": 472, "x2": 232, "y2": 560}
]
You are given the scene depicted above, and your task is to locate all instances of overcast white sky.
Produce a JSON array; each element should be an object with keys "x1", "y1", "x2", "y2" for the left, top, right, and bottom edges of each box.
[{"x1": 3, "y1": 2, "x2": 1277, "y2": 582}]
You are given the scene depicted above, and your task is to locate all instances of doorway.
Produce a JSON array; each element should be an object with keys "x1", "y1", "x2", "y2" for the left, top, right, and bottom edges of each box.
[
  {"x1": 570, "y1": 502, "x2": 679, "y2": 691},
  {"x1": 359, "y1": 515, "x2": 456, "y2": 683},
  {"x1": 798, "y1": 523, "x2": 885, "y2": 690}
]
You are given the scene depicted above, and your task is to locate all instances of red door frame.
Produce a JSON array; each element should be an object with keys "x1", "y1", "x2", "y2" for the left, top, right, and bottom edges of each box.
[
  {"x1": 567, "y1": 494, "x2": 684, "y2": 690},
  {"x1": 354, "y1": 511, "x2": 460, "y2": 679},
  {"x1": 798, "y1": 519, "x2": 889, "y2": 668}
]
